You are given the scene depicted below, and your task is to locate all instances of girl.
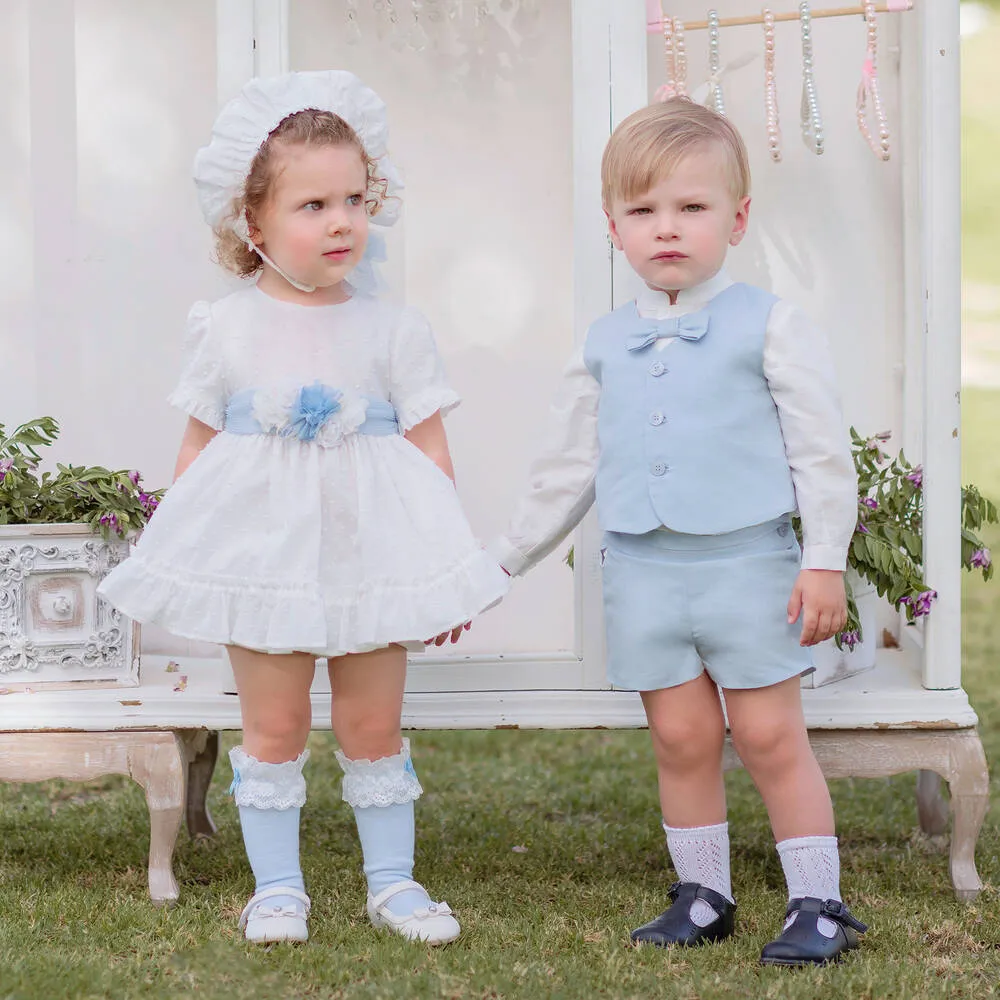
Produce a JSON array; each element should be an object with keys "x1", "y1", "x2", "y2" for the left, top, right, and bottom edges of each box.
[
  {"x1": 490, "y1": 99, "x2": 867, "y2": 966},
  {"x1": 99, "y1": 70, "x2": 508, "y2": 945}
]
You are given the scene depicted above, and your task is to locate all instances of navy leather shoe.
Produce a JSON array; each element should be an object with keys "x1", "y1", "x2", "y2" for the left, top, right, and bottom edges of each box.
[
  {"x1": 630, "y1": 882, "x2": 736, "y2": 948},
  {"x1": 760, "y1": 897, "x2": 867, "y2": 967}
]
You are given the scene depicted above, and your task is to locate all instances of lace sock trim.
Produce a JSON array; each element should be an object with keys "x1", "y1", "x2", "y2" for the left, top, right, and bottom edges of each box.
[
  {"x1": 336, "y1": 737, "x2": 423, "y2": 808},
  {"x1": 228, "y1": 746, "x2": 310, "y2": 810}
]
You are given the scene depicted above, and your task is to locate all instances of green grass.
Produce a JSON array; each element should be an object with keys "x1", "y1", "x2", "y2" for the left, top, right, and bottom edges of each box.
[{"x1": 0, "y1": 392, "x2": 997, "y2": 999}]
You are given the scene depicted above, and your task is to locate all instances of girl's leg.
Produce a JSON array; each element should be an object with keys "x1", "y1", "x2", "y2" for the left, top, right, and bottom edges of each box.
[
  {"x1": 228, "y1": 646, "x2": 316, "y2": 941},
  {"x1": 724, "y1": 677, "x2": 848, "y2": 940},
  {"x1": 637, "y1": 673, "x2": 733, "y2": 934},
  {"x1": 328, "y1": 645, "x2": 458, "y2": 943},
  {"x1": 231, "y1": 646, "x2": 316, "y2": 763}
]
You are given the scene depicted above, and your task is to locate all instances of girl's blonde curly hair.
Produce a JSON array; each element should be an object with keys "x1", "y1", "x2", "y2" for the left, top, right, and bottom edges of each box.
[{"x1": 215, "y1": 108, "x2": 390, "y2": 278}]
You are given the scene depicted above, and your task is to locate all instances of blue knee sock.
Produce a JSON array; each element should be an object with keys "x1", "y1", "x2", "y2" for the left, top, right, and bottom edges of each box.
[
  {"x1": 353, "y1": 800, "x2": 427, "y2": 916},
  {"x1": 238, "y1": 805, "x2": 305, "y2": 909},
  {"x1": 229, "y1": 746, "x2": 309, "y2": 913}
]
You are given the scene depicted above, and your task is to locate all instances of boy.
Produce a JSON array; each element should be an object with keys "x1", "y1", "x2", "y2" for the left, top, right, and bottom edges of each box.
[{"x1": 490, "y1": 99, "x2": 866, "y2": 966}]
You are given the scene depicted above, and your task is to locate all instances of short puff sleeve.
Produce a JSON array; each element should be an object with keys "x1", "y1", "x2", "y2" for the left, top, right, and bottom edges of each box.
[
  {"x1": 388, "y1": 307, "x2": 460, "y2": 433},
  {"x1": 167, "y1": 302, "x2": 228, "y2": 430}
]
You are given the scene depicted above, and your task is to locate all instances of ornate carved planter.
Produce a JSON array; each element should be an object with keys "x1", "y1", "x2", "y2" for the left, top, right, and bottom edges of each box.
[{"x1": 0, "y1": 524, "x2": 138, "y2": 688}]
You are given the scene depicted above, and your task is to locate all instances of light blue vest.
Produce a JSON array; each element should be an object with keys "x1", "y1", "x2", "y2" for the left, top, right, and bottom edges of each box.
[{"x1": 583, "y1": 282, "x2": 796, "y2": 535}]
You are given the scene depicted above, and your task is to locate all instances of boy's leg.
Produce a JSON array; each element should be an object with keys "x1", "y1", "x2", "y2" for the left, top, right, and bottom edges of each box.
[
  {"x1": 329, "y1": 645, "x2": 459, "y2": 945},
  {"x1": 723, "y1": 676, "x2": 833, "y2": 840},
  {"x1": 228, "y1": 646, "x2": 316, "y2": 942},
  {"x1": 631, "y1": 673, "x2": 736, "y2": 946},
  {"x1": 644, "y1": 673, "x2": 728, "y2": 829},
  {"x1": 724, "y1": 677, "x2": 867, "y2": 965}
]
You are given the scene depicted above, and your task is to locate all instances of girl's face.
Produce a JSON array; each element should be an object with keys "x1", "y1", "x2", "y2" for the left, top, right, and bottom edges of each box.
[
  {"x1": 606, "y1": 143, "x2": 750, "y2": 294},
  {"x1": 250, "y1": 141, "x2": 370, "y2": 300}
]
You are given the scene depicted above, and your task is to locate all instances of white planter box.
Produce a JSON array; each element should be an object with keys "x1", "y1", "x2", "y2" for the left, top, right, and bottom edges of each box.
[
  {"x1": 0, "y1": 524, "x2": 139, "y2": 689},
  {"x1": 802, "y1": 572, "x2": 878, "y2": 689}
]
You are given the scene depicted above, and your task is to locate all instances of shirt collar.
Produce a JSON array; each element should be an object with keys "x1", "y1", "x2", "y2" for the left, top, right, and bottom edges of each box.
[{"x1": 635, "y1": 270, "x2": 733, "y2": 320}]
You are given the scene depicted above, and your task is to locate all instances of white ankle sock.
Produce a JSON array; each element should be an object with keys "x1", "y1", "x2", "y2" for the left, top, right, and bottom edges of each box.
[
  {"x1": 776, "y1": 835, "x2": 841, "y2": 937},
  {"x1": 663, "y1": 821, "x2": 733, "y2": 928}
]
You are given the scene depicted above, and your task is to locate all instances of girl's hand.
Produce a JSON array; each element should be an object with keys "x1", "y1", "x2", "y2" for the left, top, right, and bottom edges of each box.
[
  {"x1": 787, "y1": 569, "x2": 848, "y2": 646},
  {"x1": 426, "y1": 622, "x2": 471, "y2": 647}
]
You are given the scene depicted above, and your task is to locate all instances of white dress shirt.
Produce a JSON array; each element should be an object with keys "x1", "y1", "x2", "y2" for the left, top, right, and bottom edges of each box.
[{"x1": 491, "y1": 270, "x2": 857, "y2": 576}]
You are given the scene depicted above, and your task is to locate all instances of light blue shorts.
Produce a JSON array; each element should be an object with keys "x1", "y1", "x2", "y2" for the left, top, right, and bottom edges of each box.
[{"x1": 601, "y1": 515, "x2": 813, "y2": 692}]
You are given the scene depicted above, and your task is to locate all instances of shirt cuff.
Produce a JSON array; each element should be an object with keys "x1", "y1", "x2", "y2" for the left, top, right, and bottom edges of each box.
[
  {"x1": 486, "y1": 536, "x2": 530, "y2": 577},
  {"x1": 800, "y1": 544, "x2": 849, "y2": 572}
]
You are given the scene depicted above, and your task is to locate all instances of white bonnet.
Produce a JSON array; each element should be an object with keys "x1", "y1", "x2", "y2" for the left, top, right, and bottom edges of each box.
[{"x1": 193, "y1": 70, "x2": 403, "y2": 232}]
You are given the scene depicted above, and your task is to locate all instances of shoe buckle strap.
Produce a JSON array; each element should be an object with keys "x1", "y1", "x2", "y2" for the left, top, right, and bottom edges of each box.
[
  {"x1": 667, "y1": 880, "x2": 735, "y2": 914},
  {"x1": 239, "y1": 886, "x2": 311, "y2": 929},
  {"x1": 820, "y1": 899, "x2": 868, "y2": 933},
  {"x1": 786, "y1": 897, "x2": 867, "y2": 934},
  {"x1": 369, "y1": 879, "x2": 428, "y2": 913}
]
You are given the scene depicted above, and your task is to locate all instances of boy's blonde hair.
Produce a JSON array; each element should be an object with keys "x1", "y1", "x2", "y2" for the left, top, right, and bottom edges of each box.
[
  {"x1": 215, "y1": 108, "x2": 389, "y2": 278},
  {"x1": 601, "y1": 98, "x2": 751, "y2": 209}
]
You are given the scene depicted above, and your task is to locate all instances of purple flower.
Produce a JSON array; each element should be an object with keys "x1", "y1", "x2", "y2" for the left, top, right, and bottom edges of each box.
[
  {"x1": 971, "y1": 547, "x2": 992, "y2": 569},
  {"x1": 840, "y1": 630, "x2": 861, "y2": 651},
  {"x1": 912, "y1": 589, "x2": 937, "y2": 617},
  {"x1": 128, "y1": 470, "x2": 141, "y2": 486},
  {"x1": 857, "y1": 522, "x2": 870, "y2": 534},
  {"x1": 861, "y1": 497, "x2": 879, "y2": 510},
  {"x1": 906, "y1": 466, "x2": 923, "y2": 489},
  {"x1": 139, "y1": 492, "x2": 159, "y2": 517},
  {"x1": 99, "y1": 513, "x2": 120, "y2": 534},
  {"x1": 0, "y1": 458, "x2": 12, "y2": 483}
]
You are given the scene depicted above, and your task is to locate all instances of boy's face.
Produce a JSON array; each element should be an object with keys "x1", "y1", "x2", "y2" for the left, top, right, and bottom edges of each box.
[{"x1": 606, "y1": 143, "x2": 750, "y2": 294}]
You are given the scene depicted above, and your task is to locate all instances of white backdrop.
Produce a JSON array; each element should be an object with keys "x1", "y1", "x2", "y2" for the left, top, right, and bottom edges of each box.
[{"x1": 0, "y1": 0, "x2": 936, "y2": 690}]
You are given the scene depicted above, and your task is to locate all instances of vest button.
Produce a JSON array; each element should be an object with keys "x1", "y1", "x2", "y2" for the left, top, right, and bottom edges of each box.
[
  {"x1": 777, "y1": 522, "x2": 790, "y2": 537},
  {"x1": 650, "y1": 462, "x2": 668, "y2": 477},
  {"x1": 649, "y1": 411, "x2": 665, "y2": 426},
  {"x1": 649, "y1": 362, "x2": 667, "y2": 376}
]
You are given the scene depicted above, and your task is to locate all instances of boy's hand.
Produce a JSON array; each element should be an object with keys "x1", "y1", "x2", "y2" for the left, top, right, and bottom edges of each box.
[{"x1": 787, "y1": 569, "x2": 848, "y2": 646}]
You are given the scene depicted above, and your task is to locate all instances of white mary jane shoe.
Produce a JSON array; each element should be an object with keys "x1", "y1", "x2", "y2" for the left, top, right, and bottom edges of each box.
[
  {"x1": 238, "y1": 886, "x2": 311, "y2": 944},
  {"x1": 366, "y1": 879, "x2": 461, "y2": 945}
]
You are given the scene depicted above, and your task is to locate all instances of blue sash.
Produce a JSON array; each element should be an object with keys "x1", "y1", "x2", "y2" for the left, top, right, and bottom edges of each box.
[{"x1": 224, "y1": 387, "x2": 400, "y2": 438}]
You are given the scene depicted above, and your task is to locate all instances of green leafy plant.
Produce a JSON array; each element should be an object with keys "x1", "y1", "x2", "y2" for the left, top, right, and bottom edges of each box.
[
  {"x1": 0, "y1": 417, "x2": 164, "y2": 538},
  {"x1": 805, "y1": 429, "x2": 997, "y2": 649}
]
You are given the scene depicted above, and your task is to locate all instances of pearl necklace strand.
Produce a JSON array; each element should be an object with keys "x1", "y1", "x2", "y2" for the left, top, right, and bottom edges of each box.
[
  {"x1": 673, "y1": 17, "x2": 688, "y2": 96},
  {"x1": 706, "y1": 10, "x2": 726, "y2": 116},
  {"x1": 799, "y1": 2, "x2": 825, "y2": 154},
  {"x1": 763, "y1": 8, "x2": 782, "y2": 162},
  {"x1": 857, "y1": 0, "x2": 891, "y2": 160},
  {"x1": 655, "y1": 5, "x2": 688, "y2": 100}
]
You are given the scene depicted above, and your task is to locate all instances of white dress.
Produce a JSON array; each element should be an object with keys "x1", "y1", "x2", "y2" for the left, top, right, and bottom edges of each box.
[{"x1": 98, "y1": 286, "x2": 509, "y2": 656}]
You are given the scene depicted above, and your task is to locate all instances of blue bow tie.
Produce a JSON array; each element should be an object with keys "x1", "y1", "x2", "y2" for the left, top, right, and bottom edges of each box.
[{"x1": 625, "y1": 310, "x2": 710, "y2": 352}]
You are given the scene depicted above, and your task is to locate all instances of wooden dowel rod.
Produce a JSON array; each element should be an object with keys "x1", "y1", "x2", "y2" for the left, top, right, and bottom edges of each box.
[{"x1": 651, "y1": 3, "x2": 913, "y2": 33}]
